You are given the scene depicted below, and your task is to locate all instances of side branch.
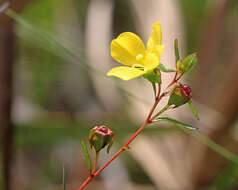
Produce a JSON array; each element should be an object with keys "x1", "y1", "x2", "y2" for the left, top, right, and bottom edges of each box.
[{"x1": 77, "y1": 84, "x2": 163, "y2": 190}]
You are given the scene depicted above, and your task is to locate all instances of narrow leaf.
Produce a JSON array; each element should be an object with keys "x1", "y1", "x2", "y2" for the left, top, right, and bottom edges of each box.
[
  {"x1": 174, "y1": 39, "x2": 180, "y2": 63},
  {"x1": 188, "y1": 100, "x2": 199, "y2": 120},
  {"x1": 155, "y1": 117, "x2": 198, "y2": 130},
  {"x1": 63, "y1": 165, "x2": 66, "y2": 190},
  {"x1": 181, "y1": 128, "x2": 238, "y2": 165},
  {"x1": 158, "y1": 63, "x2": 176, "y2": 72},
  {"x1": 81, "y1": 140, "x2": 92, "y2": 172}
]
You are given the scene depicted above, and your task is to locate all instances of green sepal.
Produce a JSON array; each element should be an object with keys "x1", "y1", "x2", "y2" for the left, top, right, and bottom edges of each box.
[
  {"x1": 92, "y1": 134, "x2": 105, "y2": 152},
  {"x1": 174, "y1": 39, "x2": 180, "y2": 63},
  {"x1": 155, "y1": 117, "x2": 198, "y2": 130},
  {"x1": 158, "y1": 63, "x2": 176, "y2": 72},
  {"x1": 188, "y1": 100, "x2": 199, "y2": 120},
  {"x1": 168, "y1": 86, "x2": 190, "y2": 107},
  {"x1": 178, "y1": 53, "x2": 198, "y2": 74},
  {"x1": 88, "y1": 128, "x2": 104, "y2": 152},
  {"x1": 80, "y1": 140, "x2": 92, "y2": 172},
  {"x1": 107, "y1": 136, "x2": 114, "y2": 153},
  {"x1": 152, "y1": 82, "x2": 157, "y2": 100},
  {"x1": 143, "y1": 69, "x2": 161, "y2": 84},
  {"x1": 88, "y1": 129, "x2": 95, "y2": 149},
  {"x1": 88, "y1": 128, "x2": 114, "y2": 153}
]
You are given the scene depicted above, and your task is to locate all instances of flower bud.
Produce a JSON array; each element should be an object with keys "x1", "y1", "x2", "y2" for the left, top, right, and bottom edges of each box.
[
  {"x1": 177, "y1": 53, "x2": 198, "y2": 74},
  {"x1": 88, "y1": 126, "x2": 114, "y2": 153},
  {"x1": 168, "y1": 84, "x2": 192, "y2": 107}
]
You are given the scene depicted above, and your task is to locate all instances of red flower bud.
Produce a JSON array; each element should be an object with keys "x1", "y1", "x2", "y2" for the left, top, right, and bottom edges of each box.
[
  {"x1": 168, "y1": 84, "x2": 192, "y2": 107},
  {"x1": 179, "y1": 83, "x2": 192, "y2": 98},
  {"x1": 88, "y1": 126, "x2": 114, "y2": 153}
]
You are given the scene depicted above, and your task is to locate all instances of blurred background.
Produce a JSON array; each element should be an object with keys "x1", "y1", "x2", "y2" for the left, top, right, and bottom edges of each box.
[{"x1": 0, "y1": 0, "x2": 238, "y2": 189}]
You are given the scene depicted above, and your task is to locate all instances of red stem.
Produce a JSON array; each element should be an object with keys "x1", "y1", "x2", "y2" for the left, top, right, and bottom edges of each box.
[
  {"x1": 77, "y1": 84, "x2": 162, "y2": 190},
  {"x1": 167, "y1": 72, "x2": 183, "y2": 89}
]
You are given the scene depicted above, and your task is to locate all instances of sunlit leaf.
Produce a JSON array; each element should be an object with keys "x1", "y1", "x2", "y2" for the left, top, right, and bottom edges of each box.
[
  {"x1": 188, "y1": 100, "x2": 199, "y2": 120},
  {"x1": 80, "y1": 140, "x2": 92, "y2": 172},
  {"x1": 155, "y1": 117, "x2": 198, "y2": 130}
]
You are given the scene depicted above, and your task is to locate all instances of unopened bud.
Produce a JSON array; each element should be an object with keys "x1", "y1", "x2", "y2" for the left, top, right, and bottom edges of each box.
[
  {"x1": 88, "y1": 126, "x2": 114, "y2": 153},
  {"x1": 177, "y1": 53, "x2": 198, "y2": 74},
  {"x1": 168, "y1": 84, "x2": 192, "y2": 107}
]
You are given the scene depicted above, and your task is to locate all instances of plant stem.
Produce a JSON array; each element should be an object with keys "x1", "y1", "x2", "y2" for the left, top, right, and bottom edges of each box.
[
  {"x1": 91, "y1": 151, "x2": 100, "y2": 174},
  {"x1": 77, "y1": 84, "x2": 163, "y2": 190},
  {"x1": 167, "y1": 72, "x2": 183, "y2": 89},
  {"x1": 151, "y1": 104, "x2": 171, "y2": 121}
]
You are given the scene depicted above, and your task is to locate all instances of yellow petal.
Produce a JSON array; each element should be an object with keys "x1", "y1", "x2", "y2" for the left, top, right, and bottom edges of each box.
[
  {"x1": 111, "y1": 32, "x2": 146, "y2": 67},
  {"x1": 144, "y1": 52, "x2": 159, "y2": 71},
  {"x1": 107, "y1": 66, "x2": 146, "y2": 80},
  {"x1": 156, "y1": 44, "x2": 165, "y2": 56},
  {"x1": 147, "y1": 21, "x2": 162, "y2": 48},
  {"x1": 147, "y1": 21, "x2": 164, "y2": 57}
]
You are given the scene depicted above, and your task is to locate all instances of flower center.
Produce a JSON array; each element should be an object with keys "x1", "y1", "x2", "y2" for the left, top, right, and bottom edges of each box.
[
  {"x1": 134, "y1": 54, "x2": 146, "y2": 71},
  {"x1": 136, "y1": 54, "x2": 144, "y2": 61}
]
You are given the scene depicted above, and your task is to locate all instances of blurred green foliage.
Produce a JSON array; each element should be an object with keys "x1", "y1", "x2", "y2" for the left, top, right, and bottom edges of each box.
[{"x1": 180, "y1": 0, "x2": 210, "y2": 52}]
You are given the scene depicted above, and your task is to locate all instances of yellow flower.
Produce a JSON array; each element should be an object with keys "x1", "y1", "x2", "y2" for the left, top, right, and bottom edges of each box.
[{"x1": 107, "y1": 21, "x2": 165, "y2": 80}]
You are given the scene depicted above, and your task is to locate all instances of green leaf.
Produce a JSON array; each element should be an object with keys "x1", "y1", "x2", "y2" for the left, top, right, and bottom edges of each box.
[
  {"x1": 63, "y1": 165, "x2": 66, "y2": 190},
  {"x1": 174, "y1": 39, "x2": 180, "y2": 63},
  {"x1": 179, "y1": 53, "x2": 198, "y2": 74},
  {"x1": 188, "y1": 100, "x2": 199, "y2": 120},
  {"x1": 155, "y1": 117, "x2": 198, "y2": 130},
  {"x1": 158, "y1": 63, "x2": 176, "y2": 72},
  {"x1": 80, "y1": 140, "x2": 92, "y2": 172},
  {"x1": 143, "y1": 69, "x2": 161, "y2": 84}
]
